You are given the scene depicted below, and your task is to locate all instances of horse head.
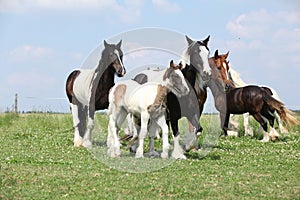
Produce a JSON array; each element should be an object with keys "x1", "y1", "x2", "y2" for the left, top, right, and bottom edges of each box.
[
  {"x1": 163, "y1": 60, "x2": 190, "y2": 97},
  {"x1": 210, "y1": 50, "x2": 234, "y2": 92},
  {"x1": 103, "y1": 40, "x2": 126, "y2": 77},
  {"x1": 184, "y1": 35, "x2": 211, "y2": 81}
]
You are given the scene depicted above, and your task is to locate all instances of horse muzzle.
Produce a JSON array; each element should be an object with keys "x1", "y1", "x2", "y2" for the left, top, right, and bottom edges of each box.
[{"x1": 116, "y1": 67, "x2": 126, "y2": 77}]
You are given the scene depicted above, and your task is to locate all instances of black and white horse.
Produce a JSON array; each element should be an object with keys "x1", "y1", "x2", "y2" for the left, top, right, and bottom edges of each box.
[
  {"x1": 66, "y1": 40, "x2": 126, "y2": 147},
  {"x1": 133, "y1": 35, "x2": 211, "y2": 151}
]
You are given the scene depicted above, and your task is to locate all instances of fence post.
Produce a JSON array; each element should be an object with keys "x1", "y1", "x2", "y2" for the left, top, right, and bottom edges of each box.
[{"x1": 14, "y1": 93, "x2": 18, "y2": 114}]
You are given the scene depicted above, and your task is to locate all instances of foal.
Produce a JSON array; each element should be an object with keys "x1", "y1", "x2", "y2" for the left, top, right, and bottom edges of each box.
[
  {"x1": 107, "y1": 61, "x2": 189, "y2": 158},
  {"x1": 208, "y1": 50, "x2": 298, "y2": 142}
]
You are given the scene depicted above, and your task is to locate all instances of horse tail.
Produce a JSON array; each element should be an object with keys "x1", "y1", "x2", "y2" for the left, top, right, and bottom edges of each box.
[{"x1": 262, "y1": 91, "x2": 299, "y2": 127}]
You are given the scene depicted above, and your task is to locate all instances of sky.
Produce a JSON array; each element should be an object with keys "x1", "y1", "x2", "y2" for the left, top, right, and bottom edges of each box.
[{"x1": 0, "y1": 0, "x2": 300, "y2": 113}]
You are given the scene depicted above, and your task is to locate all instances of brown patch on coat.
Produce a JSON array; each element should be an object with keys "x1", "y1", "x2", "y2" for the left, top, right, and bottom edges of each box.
[
  {"x1": 147, "y1": 84, "x2": 169, "y2": 115},
  {"x1": 65, "y1": 70, "x2": 81, "y2": 103},
  {"x1": 113, "y1": 84, "x2": 127, "y2": 107}
]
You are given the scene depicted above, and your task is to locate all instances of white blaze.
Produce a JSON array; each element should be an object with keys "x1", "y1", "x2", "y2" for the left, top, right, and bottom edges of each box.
[{"x1": 199, "y1": 46, "x2": 211, "y2": 75}]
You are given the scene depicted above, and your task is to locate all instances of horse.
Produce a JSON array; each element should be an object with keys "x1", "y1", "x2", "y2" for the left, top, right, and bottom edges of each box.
[
  {"x1": 65, "y1": 40, "x2": 126, "y2": 148},
  {"x1": 228, "y1": 67, "x2": 289, "y2": 135},
  {"x1": 132, "y1": 35, "x2": 211, "y2": 151},
  {"x1": 207, "y1": 50, "x2": 298, "y2": 142},
  {"x1": 107, "y1": 60, "x2": 190, "y2": 159}
]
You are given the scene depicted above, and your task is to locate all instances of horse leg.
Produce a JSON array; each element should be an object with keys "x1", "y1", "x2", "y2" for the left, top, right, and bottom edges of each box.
[
  {"x1": 155, "y1": 114, "x2": 170, "y2": 159},
  {"x1": 220, "y1": 112, "x2": 228, "y2": 136},
  {"x1": 263, "y1": 110, "x2": 280, "y2": 141},
  {"x1": 275, "y1": 111, "x2": 288, "y2": 134},
  {"x1": 226, "y1": 113, "x2": 238, "y2": 137},
  {"x1": 243, "y1": 113, "x2": 254, "y2": 136},
  {"x1": 147, "y1": 120, "x2": 160, "y2": 157},
  {"x1": 107, "y1": 114, "x2": 121, "y2": 157},
  {"x1": 82, "y1": 105, "x2": 95, "y2": 148},
  {"x1": 107, "y1": 107, "x2": 127, "y2": 157},
  {"x1": 124, "y1": 114, "x2": 134, "y2": 136},
  {"x1": 128, "y1": 116, "x2": 140, "y2": 153},
  {"x1": 252, "y1": 113, "x2": 269, "y2": 142},
  {"x1": 70, "y1": 98, "x2": 85, "y2": 147},
  {"x1": 135, "y1": 112, "x2": 150, "y2": 158},
  {"x1": 183, "y1": 115, "x2": 200, "y2": 151}
]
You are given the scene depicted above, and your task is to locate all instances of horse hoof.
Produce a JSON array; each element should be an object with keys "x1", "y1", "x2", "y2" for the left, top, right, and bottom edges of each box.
[
  {"x1": 145, "y1": 151, "x2": 160, "y2": 158},
  {"x1": 260, "y1": 138, "x2": 270, "y2": 142},
  {"x1": 271, "y1": 136, "x2": 279, "y2": 142},
  {"x1": 171, "y1": 153, "x2": 186, "y2": 160},
  {"x1": 74, "y1": 139, "x2": 83, "y2": 147},
  {"x1": 227, "y1": 130, "x2": 238, "y2": 137},
  {"x1": 161, "y1": 152, "x2": 169, "y2": 159},
  {"x1": 135, "y1": 153, "x2": 144, "y2": 158},
  {"x1": 82, "y1": 140, "x2": 93, "y2": 148}
]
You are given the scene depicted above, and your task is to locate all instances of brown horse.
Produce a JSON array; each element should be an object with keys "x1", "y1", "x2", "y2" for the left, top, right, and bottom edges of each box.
[
  {"x1": 208, "y1": 50, "x2": 298, "y2": 142},
  {"x1": 65, "y1": 40, "x2": 126, "y2": 147}
]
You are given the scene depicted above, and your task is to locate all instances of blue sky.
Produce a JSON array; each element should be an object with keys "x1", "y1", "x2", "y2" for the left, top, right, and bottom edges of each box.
[{"x1": 0, "y1": 0, "x2": 299, "y2": 112}]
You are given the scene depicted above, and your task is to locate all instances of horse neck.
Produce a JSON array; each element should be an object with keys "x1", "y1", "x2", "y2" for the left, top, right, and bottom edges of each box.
[
  {"x1": 97, "y1": 62, "x2": 115, "y2": 91},
  {"x1": 182, "y1": 64, "x2": 197, "y2": 87},
  {"x1": 207, "y1": 79, "x2": 225, "y2": 101}
]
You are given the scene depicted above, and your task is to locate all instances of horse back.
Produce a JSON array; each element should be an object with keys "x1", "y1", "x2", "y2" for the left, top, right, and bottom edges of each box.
[
  {"x1": 227, "y1": 85, "x2": 265, "y2": 114},
  {"x1": 110, "y1": 80, "x2": 161, "y2": 115}
]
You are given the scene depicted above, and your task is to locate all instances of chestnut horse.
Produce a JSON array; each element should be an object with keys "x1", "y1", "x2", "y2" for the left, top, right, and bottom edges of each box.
[
  {"x1": 65, "y1": 40, "x2": 126, "y2": 148},
  {"x1": 207, "y1": 50, "x2": 298, "y2": 142}
]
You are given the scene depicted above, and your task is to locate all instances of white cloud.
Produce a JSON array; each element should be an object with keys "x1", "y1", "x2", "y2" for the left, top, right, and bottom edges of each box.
[
  {"x1": 0, "y1": 0, "x2": 114, "y2": 12},
  {"x1": 0, "y1": 0, "x2": 144, "y2": 23},
  {"x1": 152, "y1": 0, "x2": 180, "y2": 13},
  {"x1": 226, "y1": 9, "x2": 273, "y2": 39},
  {"x1": 9, "y1": 45, "x2": 53, "y2": 63}
]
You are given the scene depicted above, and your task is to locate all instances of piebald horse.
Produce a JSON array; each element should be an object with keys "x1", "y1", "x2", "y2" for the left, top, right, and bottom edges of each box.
[
  {"x1": 107, "y1": 60, "x2": 190, "y2": 158},
  {"x1": 207, "y1": 50, "x2": 298, "y2": 142},
  {"x1": 66, "y1": 40, "x2": 126, "y2": 148},
  {"x1": 133, "y1": 35, "x2": 211, "y2": 151}
]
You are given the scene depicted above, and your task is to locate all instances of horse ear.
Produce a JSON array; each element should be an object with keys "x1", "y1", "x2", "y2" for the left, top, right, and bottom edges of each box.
[
  {"x1": 178, "y1": 61, "x2": 183, "y2": 69},
  {"x1": 117, "y1": 40, "x2": 122, "y2": 49},
  {"x1": 202, "y1": 35, "x2": 210, "y2": 46},
  {"x1": 104, "y1": 40, "x2": 108, "y2": 48},
  {"x1": 170, "y1": 60, "x2": 175, "y2": 68},
  {"x1": 225, "y1": 51, "x2": 229, "y2": 59},
  {"x1": 214, "y1": 50, "x2": 219, "y2": 59},
  {"x1": 185, "y1": 35, "x2": 193, "y2": 45}
]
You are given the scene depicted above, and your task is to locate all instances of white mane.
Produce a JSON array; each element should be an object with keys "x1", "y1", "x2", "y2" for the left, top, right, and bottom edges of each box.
[
  {"x1": 228, "y1": 68, "x2": 247, "y2": 87},
  {"x1": 179, "y1": 45, "x2": 192, "y2": 67}
]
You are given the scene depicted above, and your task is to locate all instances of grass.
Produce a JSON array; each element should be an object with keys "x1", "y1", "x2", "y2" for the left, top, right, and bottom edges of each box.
[{"x1": 1, "y1": 113, "x2": 300, "y2": 199}]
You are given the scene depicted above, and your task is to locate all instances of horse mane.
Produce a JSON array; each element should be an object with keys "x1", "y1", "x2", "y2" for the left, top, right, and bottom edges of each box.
[
  {"x1": 180, "y1": 41, "x2": 197, "y2": 67},
  {"x1": 228, "y1": 68, "x2": 247, "y2": 87}
]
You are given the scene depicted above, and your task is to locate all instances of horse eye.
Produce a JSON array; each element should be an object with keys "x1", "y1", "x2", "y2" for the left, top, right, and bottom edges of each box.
[{"x1": 217, "y1": 67, "x2": 221, "y2": 70}]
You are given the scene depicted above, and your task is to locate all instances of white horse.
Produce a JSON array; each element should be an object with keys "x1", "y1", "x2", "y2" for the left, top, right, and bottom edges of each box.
[
  {"x1": 107, "y1": 60, "x2": 190, "y2": 159},
  {"x1": 228, "y1": 67, "x2": 288, "y2": 137},
  {"x1": 66, "y1": 40, "x2": 126, "y2": 148}
]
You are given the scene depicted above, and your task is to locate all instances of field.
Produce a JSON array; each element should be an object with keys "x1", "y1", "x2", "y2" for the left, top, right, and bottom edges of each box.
[{"x1": 1, "y1": 113, "x2": 300, "y2": 199}]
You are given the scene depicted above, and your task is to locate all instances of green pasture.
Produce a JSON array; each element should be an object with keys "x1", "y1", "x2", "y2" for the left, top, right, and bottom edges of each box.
[{"x1": 1, "y1": 113, "x2": 299, "y2": 199}]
